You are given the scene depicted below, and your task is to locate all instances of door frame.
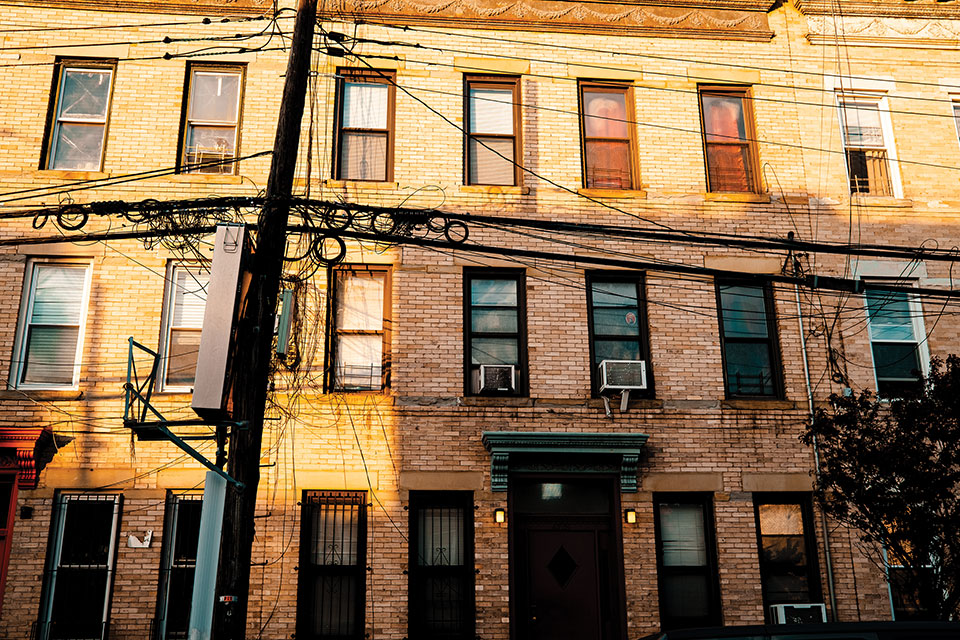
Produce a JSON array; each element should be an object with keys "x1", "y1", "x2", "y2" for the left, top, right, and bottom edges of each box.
[{"x1": 507, "y1": 474, "x2": 628, "y2": 640}]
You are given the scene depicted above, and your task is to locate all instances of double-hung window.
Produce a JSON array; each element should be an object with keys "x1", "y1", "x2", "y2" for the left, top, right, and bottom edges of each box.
[
  {"x1": 465, "y1": 75, "x2": 519, "y2": 186},
  {"x1": 38, "y1": 493, "x2": 122, "y2": 640},
  {"x1": 160, "y1": 265, "x2": 209, "y2": 391},
  {"x1": 654, "y1": 494, "x2": 721, "y2": 630},
  {"x1": 180, "y1": 65, "x2": 244, "y2": 174},
  {"x1": 409, "y1": 492, "x2": 475, "y2": 640},
  {"x1": 699, "y1": 86, "x2": 759, "y2": 193},
  {"x1": 334, "y1": 69, "x2": 395, "y2": 182},
  {"x1": 464, "y1": 270, "x2": 526, "y2": 395},
  {"x1": 838, "y1": 95, "x2": 898, "y2": 196},
  {"x1": 45, "y1": 60, "x2": 115, "y2": 171},
  {"x1": 329, "y1": 266, "x2": 391, "y2": 391},
  {"x1": 753, "y1": 495, "x2": 821, "y2": 611},
  {"x1": 716, "y1": 281, "x2": 781, "y2": 398},
  {"x1": 587, "y1": 274, "x2": 650, "y2": 395},
  {"x1": 579, "y1": 81, "x2": 636, "y2": 189},
  {"x1": 297, "y1": 491, "x2": 367, "y2": 640},
  {"x1": 13, "y1": 260, "x2": 92, "y2": 389},
  {"x1": 155, "y1": 493, "x2": 202, "y2": 640},
  {"x1": 864, "y1": 285, "x2": 927, "y2": 397}
]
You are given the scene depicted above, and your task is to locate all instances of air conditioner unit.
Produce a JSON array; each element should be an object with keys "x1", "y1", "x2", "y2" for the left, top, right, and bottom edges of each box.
[
  {"x1": 769, "y1": 603, "x2": 827, "y2": 625},
  {"x1": 598, "y1": 360, "x2": 647, "y2": 393},
  {"x1": 479, "y1": 364, "x2": 515, "y2": 393}
]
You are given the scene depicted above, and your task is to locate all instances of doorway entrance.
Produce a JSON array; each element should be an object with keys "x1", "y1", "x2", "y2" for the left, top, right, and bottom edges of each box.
[{"x1": 510, "y1": 476, "x2": 626, "y2": 640}]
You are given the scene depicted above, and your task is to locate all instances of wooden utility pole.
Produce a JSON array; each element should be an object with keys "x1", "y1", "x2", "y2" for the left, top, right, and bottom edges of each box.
[{"x1": 211, "y1": 0, "x2": 317, "y2": 637}]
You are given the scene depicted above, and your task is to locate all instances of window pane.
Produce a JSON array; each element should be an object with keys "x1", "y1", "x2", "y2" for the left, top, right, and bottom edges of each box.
[
  {"x1": 759, "y1": 504, "x2": 804, "y2": 535},
  {"x1": 583, "y1": 90, "x2": 628, "y2": 138},
  {"x1": 761, "y1": 535, "x2": 807, "y2": 566},
  {"x1": 336, "y1": 335, "x2": 382, "y2": 390},
  {"x1": 32, "y1": 266, "x2": 86, "y2": 325},
  {"x1": 954, "y1": 104, "x2": 960, "y2": 140},
  {"x1": 593, "y1": 307, "x2": 640, "y2": 336},
  {"x1": 60, "y1": 500, "x2": 115, "y2": 565},
  {"x1": 469, "y1": 88, "x2": 513, "y2": 134},
  {"x1": 340, "y1": 132, "x2": 387, "y2": 181},
  {"x1": 702, "y1": 94, "x2": 746, "y2": 142},
  {"x1": 724, "y1": 342, "x2": 773, "y2": 396},
  {"x1": 337, "y1": 273, "x2": 385, "y2": 331},
  {"x1": 706, "y1": 144, "x2": 752, "y2": 193},
  {"x1": 59, "y1": 69, "x2": 111, "y2": 120},
  {"x1": 471, "y1": 338, "x2": 518, "y2": 365},
  {"x1": 417, "y1": 507, "x2": 464, "y2": 566},
  {"x1": 22, "y1": 326, "x2": 79, "y2": 385},
  {"x1": 765, "y1": 572, "x2": 810, "y2": 603},
  {"x1": 468, "y1": 137, "x2": 514, "y2": 185},
  {"x1": 51, "y1": 123, "x2": 105, "y2": 171},
  {"x1": 311, "y1": 575, "x2": 358, "y2": 636},
  {"x1": 872, "y1": 342, "x2": 921, "y2": 382},
  {"x1": 471, "y1": 279, "x2": 517, "y2": 307},
  {"x1": 594, "y1": 339, "x2": 641, "y2": 364},
  {"x1": 841, "y1": 101, "x2": 884, "y2": 147},
  {"x1": 309, "y1": 499, "x2": 361, "y2": 566},
  {"x1": 420, "y1": 576, "x2": 465, "y2": 632},
  {"x1": 49, "y1": 568, "x2": 109, "y2": 639},
  {"x1": 662, "y1": 574, "x2": 710, "y2": 618},
  {"x1": 591, "y1": 281, "x2": 637, "y2": 307},
  {"x1": 584, "y1": 140, "x2": 631, "y2": 189},
  {"x1": 185, "y1": 125, "x2": 236, "y2": 160},
  {"x1": 166, "y1": 329, "x2": 201, "y2": 387},
  {"x1": 188, "y1": 72, "x2": 240, "y2": 123},
  {"x1": 866, "y1": 289, "x2": 916, "y2": 341},
  {"x1": 343, "y1": 82, "x2": 388, "y2": 129},
  {"x1": 173, "y1": 269, "x2": 209, "y2": 328},
  {"x1": 720, "y1": 285, "x2": 769, "y2": 338},
  {"x1": 472, "y1": 308, "x2": 518, "y2": 333},
  {"x1": 660, "y1": 503, "x2": 707, "y2": 567}
]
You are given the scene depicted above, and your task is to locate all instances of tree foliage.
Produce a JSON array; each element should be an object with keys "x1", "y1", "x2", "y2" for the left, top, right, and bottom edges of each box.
[{"x1": 801, "y1": 355, "x2": 960, "y2": 620}]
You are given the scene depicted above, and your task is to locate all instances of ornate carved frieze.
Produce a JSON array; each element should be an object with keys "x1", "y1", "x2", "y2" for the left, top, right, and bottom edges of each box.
[
  {"x1": 0, "y1": 0, "x2": 272, "y2": 17},
  {"x1": 0, "y1": 427, "x2": 45, "y2": 489},
  {"x1": 320, "y1": 0, "x2": 776, "y2": 41},
  {"x1": 796, "y1": 0, "x2": 960, "y2": 19},
  {"x1": 805, "y1": 13, "x2": 960, "y2": 48}
]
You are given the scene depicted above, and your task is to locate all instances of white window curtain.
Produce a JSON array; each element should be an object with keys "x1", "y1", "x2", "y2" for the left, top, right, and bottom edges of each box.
[{"x1": 343, "y1": 82, "x2": 388, "y2": 129}]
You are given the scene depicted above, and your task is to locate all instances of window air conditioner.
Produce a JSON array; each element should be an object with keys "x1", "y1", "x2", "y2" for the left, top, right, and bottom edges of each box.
[
  {"x1": 479, "y1": 364, "x2": 515, "y2": 393},
  {"x1": 769, "y1": 603, "x2": 827, "y2": 625},
  {"x1": 598, "y1": 360, "x2": 647, "y2": 393}
]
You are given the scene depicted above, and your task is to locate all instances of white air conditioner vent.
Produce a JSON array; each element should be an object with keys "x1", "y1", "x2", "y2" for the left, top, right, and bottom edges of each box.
[
  {"x1": 598, "y1": 360, "x2": 647, "y2": 393},
  {"x1": 769, "y1": 603, "x2": 827, "y2": 625},
  {"x1": 479, "y1": 364, "x2": 515, "y2": 393}
]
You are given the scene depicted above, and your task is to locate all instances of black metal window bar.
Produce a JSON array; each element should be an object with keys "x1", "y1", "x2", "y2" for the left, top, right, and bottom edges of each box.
[
  {"x1": 297, "y1": 491, "x2": 367, "y2": 640},
  {"x1": 154, "y1": 494, "x2": 203, "y2": 640}
]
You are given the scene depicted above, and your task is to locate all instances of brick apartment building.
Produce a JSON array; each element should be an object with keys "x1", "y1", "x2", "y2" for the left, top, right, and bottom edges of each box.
[{"x1": 0, "y1": 0, "x2": 956, "y2": 639}]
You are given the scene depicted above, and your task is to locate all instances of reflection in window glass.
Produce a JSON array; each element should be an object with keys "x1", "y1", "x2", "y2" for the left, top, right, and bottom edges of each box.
[
  {"x1": 717, "y1": 283, "x2": 778, "y2": 397},
  {"x1": 865, "y1": 286, "x2": 924, "y2": 397},
  {"x1": 755, "y1": 498, "x2": 819, "y2": 607},
  {"x1": 580, "y1": 84, "x2": 633, "y2": 189},
  {"x1": 699, "y1": 89, "x2": 756, "y2": 192}
]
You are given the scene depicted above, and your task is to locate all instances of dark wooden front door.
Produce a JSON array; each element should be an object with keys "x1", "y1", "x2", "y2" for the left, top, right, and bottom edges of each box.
[{"x1": 511, "y1": 478, "x2": 625, "y2": 640}]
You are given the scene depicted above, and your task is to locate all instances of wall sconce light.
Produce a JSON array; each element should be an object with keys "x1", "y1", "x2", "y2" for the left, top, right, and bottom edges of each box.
[
  {"x1": 494, "y1": 508, "x2": 506, "y2": 524},
  {"x1": 624, "y1": 508, "x2": 637, "y2": 525}
]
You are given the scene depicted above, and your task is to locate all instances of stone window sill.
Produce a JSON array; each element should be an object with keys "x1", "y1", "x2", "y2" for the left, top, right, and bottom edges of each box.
[
  {"x1": 704, "y1": 192, "x2": 771, "y2": 204},
  {"x1": 324, "y1": 179, "x2": 399, "y2": 190},
  {"x1": 459, "y1": 185, "x2": 529, "y2": 195},
  {"x1": 577, "y1": 188, "x2": 647, "y2": 199}
]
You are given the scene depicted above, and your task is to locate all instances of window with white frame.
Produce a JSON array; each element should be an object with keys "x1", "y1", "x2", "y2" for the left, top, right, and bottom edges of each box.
[
  {"x1": 180, "y1": 66, "x2": 243, "y2": 174},
  {"x1": 46, "y1": 61, "x2": 115, "y2": 171},
  {"x1": 37, "y1": 493, "x2": 122, "y2": 640},
  {"x1": 864, "y1": 284, "x2": 928, "y2": 397},
  {"x1": 13, "y1": 260, "x2": 91, "y2": 388},
  {"x1": 160, "y1": 265, "x2": 209, "y2": 390},
  {"x1": 953, "y1": 100, "x2": 960, "y2": 147},
  {"x1": 838, "y1": 95, "x2": 900, "y2": 197}
]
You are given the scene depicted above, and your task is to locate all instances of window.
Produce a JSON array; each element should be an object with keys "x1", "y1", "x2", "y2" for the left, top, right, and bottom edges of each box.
[
  {"x1": 753, "y1": 495, "x2": 821, "y2": 611},
  {"x1": 328, "y1": 266, "x2": 391, "y2": 391},
  {"x1": 465, "y1": 75, "x2": 519, "y2": 186},
  {"x1": 45, "y1": 60, "x2": 115, "y2": 171},
  {"x1": 334, "y1": 69, "x2": 395, "y2": 181},
  {"x1": 160, "y1": 265, "x2": 209, "y2": 391},
  {"x1": 297, "y1": 491, "x2": 367, "y2": 640},
  {"x1": 864, "y1": 285, "x2": 927, "y2": 397},
  {"x1": 0, "y1": 473, "x2": 17, "y2": 619},
  {"x1": 586, "y1": 274, "x2": 651, "y2": 395},
  {"x1": 953, "y1": 101, "x2": 960, "y2": 147},
  {"x1": 654, "y1": 494, "x2": 721, "y2": 630},
  {"x1": 180, "y1": 65, "x2": 243, "y2": 174},
  {"x1": 716, "y1": 281, "x2": 781, "y2": 398},
  {"x1": 885, "y1": 548, "x2": 935, "y2": 621},
  {"x1": 409, "y1": 492, "x2": 475, "y2": 640},
  {"x1": 37, "y1": 493, "x2": 122, "y2": 640},
  {"x1": 579, "y1": 82, "x2": 636, "y2": 189},
  {"x1": 464, "y1": 270, "x2": 526, "y2": 395},
  {"x1": 12, "y1": 260, "x2": 92, "y2": 389},
  {"x1": 155, "y1": 493, "x2": 202, "y2": 640},
  {"x1": 698, "y1": 86, "x2": 759, "y2": 193},
  {"x1": 838, "y1": 95, "x2": 898, "y2": 196}
]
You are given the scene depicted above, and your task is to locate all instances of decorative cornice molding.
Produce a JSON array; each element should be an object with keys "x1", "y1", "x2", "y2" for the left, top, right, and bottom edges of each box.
[
  {"x1": 796, "y1": 0, "x2": 960, "y2": 19},
  {"x1": 481, "y1": 431, "x2": 649, "y2": 492},
  {"x1": 805, "y1": 14, "x2": 960, "y2": 49},
  {"x1": 0, "y1": 426, "x2": 45, "y2": 489},
  {"x1": 0, "y1": 0, "x2": 272, "y2": 16},
  {"x1": 320, "y1": 0, "x2": 775, "y2": 41}
]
